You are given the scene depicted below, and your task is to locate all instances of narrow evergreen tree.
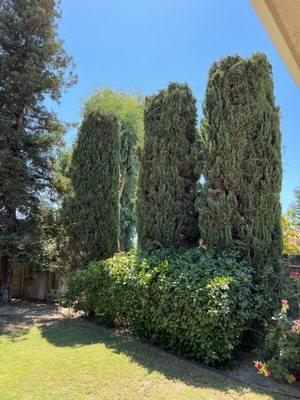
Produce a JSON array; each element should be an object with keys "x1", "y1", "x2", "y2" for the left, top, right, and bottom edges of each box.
[
  {"x1": 0, "y1": 0, "x2": 75, "y2": 303},
  {"x1": 83, "y1": 89, "x2": 143, "y2": 251},
  {"x1": 64, "y1": 110, "x2": 120, "y2": 265},
  {"x1": 199, "y1": 53, "x2": 282, "y2": 277},
  {"x1": 136, "y1": 83, "x2": 199, "y2": 251}
]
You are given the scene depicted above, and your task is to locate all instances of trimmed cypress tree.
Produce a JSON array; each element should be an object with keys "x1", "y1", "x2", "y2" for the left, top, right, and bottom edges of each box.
[
  {"x1": 83, "y1": 89, "x2": 144, "y2": 251},
  {"x1": 136, "y1": 83, "x2": 199, "y2": 251},
  {"x1": 199, "y1": 53, "x2": 282, "y2": 277},
  {"x1": 64, "y1": 110, "x2": 120, "y2": 265}
]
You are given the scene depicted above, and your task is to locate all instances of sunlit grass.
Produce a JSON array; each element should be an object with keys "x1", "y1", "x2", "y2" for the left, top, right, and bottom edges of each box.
[{"x1": 0, "y1": 317, "x2": 287, "y2": 400}]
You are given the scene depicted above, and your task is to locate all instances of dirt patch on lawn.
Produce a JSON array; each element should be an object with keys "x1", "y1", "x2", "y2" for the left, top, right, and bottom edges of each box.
[
  {"x1": 0, "y1": 300, "x2": 81, "y2": 339},
  {"x1": 0, "y1": 299, "x2": 80, "y2": 322}
]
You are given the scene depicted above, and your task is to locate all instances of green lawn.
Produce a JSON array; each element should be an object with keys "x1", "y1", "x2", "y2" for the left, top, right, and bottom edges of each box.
[{"x1": 0, "y1": 314, "x2": 288, "y2": 400}]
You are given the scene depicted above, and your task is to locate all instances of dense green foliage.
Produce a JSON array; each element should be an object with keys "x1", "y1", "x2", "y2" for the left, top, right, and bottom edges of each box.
[
  {"x1": 263, "y1": 285, "x2": 300, "y2": 382},
  {"x1": 53, "y1": 147, "x2": 72, "y2": 202},
  {"x1": 62, "y1": 249, "x2": 253, "y2": 365},
  {"x1": 199, "y1": 53, "x2": 282, "y2": 280},
  {"x1": 83, "y1": 89, "x2": 144, "y2": 251},
  {"x1": 282, "y1": 209, "x2": 300, "y2": 256},
  {"x1": 136, "y1": 83, "x2": 199, "y2": 251},
  {"x1": 43, "y1": 146, "x2": 73, "y2": 270},
  {"x1": 294, "y1": 186, "x2": 300, "y2": 228},
  {"x1": 64, "y1": 110, "x2": 120, "y2": 265},
  {"x1": 0, "y1": 0, "x2": 75, "y2": 302}
]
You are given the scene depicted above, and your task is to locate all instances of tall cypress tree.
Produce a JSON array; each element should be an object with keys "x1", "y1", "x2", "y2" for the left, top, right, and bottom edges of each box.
[
  {"x1": 83, "y1": 89, "x2": 144, "y2": 251},
  {"x1": 0, "y1": 0, "x2": 75, "y2": 303},
  {"x1": 64, "y1": 110, "x2": 120, "y2": 265},
  {"x1": 199, "y1": 53, "x2": 282, "y2": 277},
  {"x1": 136, "y1": 83, "x2": 199, "y2": 251}
]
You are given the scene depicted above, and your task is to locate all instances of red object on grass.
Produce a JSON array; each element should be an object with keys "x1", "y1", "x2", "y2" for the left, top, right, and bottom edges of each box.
[
  {"x1": 290, "y1": 271, "x2": 299, "y2": 278},
  {"x1": 255, "y1": 361, "x2": 264, "y2": 371}
]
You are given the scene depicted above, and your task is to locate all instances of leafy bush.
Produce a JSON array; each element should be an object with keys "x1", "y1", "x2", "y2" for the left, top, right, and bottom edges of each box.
[
  {"x1": 261, "y1": 274, "x2": 300, "y2": 383},
  {"x1": 282, "y1": 209, "x2": 300, "y2": 256},
  {"x1": 61, "y1": 249, "x2": 253, "y2": 365},
  {"x1": 251, "y1": 262, "x2": 296, "y2": 328}
]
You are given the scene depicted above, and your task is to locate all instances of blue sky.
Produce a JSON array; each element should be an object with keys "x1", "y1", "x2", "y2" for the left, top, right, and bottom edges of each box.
[{"x1": 54, "y1": 0, "x2": 300, "y2": 211}]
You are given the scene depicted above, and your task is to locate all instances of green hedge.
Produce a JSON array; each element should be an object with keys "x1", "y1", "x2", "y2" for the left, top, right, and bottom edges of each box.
[{"x1": 61, "y1": 249, "x2": 253, "y2": 365}]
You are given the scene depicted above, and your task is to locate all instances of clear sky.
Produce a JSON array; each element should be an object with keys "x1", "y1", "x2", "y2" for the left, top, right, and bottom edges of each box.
[{"x1": 53, "y1": 0, "x2": 300, "y2": 211}]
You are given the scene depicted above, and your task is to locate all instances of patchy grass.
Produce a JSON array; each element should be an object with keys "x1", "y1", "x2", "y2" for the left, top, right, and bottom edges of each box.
[{"x1": 0, "y1": 309, "x2": 288, "y2": 400}]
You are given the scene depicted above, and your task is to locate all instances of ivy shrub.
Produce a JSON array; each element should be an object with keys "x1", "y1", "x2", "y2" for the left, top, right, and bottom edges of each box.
[{"x1": 61, "y1": 249, "x2": 253, "y2": 365}]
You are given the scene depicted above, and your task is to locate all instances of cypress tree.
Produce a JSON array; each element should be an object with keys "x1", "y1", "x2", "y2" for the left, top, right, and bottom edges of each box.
[
  {"x1": 136, "y1": 83, "x2": 199, "y2": 251},
  {"x1": 199, "y1": 53, "x2": 282, "y2": 277},
  {"x1": 64, "y1": 110, "x2": 120, "y2": 265},
  {"x1": 83, "y1": 89, "x2": 143, "y2": 251}
]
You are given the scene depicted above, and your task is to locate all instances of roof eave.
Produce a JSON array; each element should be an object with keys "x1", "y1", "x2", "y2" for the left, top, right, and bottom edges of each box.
[{"x1": 250, "y1": 0, "x2": 300, "y2": 87}]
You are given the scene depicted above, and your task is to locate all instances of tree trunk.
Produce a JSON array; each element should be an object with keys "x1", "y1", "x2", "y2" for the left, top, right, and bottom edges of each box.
[
  {"x1": 119, "y1": 172, "x2": 126, "y2": 252},
  {"x1": 119, "y1": 234, "x2": 125, "y2": 252},
  {"x1": 0, "y1": 255, "x2": 12, "y2": 304},
  {"x1": 118, "y1": 173, "x2": 125, "y2": 203},
  {"x1": 0, "y1": 207, "x2": 17, "y2": 304}
]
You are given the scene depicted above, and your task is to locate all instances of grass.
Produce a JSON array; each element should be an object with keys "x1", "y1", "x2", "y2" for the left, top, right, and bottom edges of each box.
[{"x1": 0, "y1": 314, "x2": 289, "y2": 400}]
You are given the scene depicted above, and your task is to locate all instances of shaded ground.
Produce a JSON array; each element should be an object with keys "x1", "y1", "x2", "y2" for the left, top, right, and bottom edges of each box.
[
  {"x1": 221, "y1": 352, "x2": 300, "y2": 399},
  {"x1": 0, "y1": 301, "x2": 298, "y2": 400}
]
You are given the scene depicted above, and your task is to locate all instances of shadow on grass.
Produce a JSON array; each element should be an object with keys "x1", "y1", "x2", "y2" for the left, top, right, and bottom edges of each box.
[
  {"x1": 0, "y1": 316, "x2": 32, "y2": 342},
  {"x1": 39, "y1": 318, "x2": 286, "y2": 399},
  {"x1": 0, "y1": 301, "x2": 60, "y2": 342}
]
